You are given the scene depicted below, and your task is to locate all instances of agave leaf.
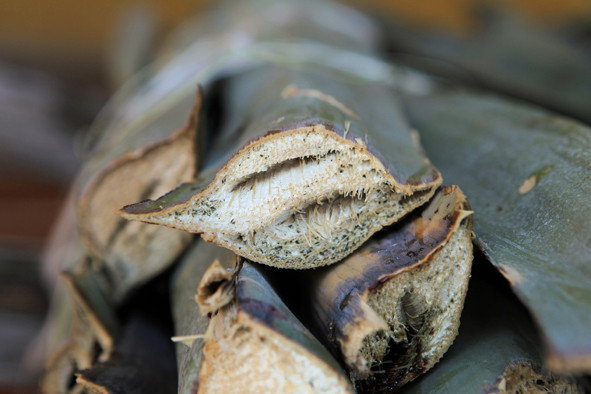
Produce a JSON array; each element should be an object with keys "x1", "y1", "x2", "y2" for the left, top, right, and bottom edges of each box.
[
  {"x1": 75, "y1": 314, "x2": 177, "y2": 394},
  {"x1": 40, "y1": 262, "x2": 118, "y2": 393},
  {"x1": 75, "y1": 0, "x2": 428, "y2": 300},
  {"x1": 62, "y1": 268, "x2": 118, "y2": 364},
  {"x1": 382, "y1": 10, "x2": 591, "y2": 123},
  {"x1": 200, "y1": 260, "x2": 353, "y2": 392},
  {"x1": 271, "y1": 186, "x2": 473, "y2": 391},
  {"x1": 400, "y1": 260, "x2": 584, "y2": 393},
  {"x1": 403, "y1": 89, "x2": 591, "y2": 374},
  {"x1": 40, "y1": 342, "x2": 80, "y2": 394},
  {"x1": 77, "y1": 91, "x2": 202, "y2": 302},
  {"x1": 159, "y1": 0, "x2": 381, "y2": 57},
  {"x1": 170, "y1": 240, "x2": 236, "y2": 394},
  {"x1": 90, "y1": 0, "x2": 381, "y2": 158},
  {"x1": 120, "y1": 65, "x2": 441, "y2": 269},
  {"x1": 171, "y1": 241, "x2": 353, "y2": 393}
]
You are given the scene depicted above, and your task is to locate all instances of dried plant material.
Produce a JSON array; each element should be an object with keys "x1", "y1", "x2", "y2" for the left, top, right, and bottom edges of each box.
[
  {"x1": 171, "y1": 334, "x2": 204, "y2": 348},
  {"x1": 77, "y1": 91, "x2": 202, "y2": 302},
  {"x1": 171, "y1": 241, "x2": 236, "y2": 394},
  {"x1": 29, "y1": 284, "x2": 74, "y2": 376},
  {"x1": 40, "y1": 263, "x2": 118, "y2": 393},
  {"x1": 486, "y1": 361, "x2": 582, "y2": 393},
  {"x1": 283, "y1": 186, "x2": 472, "y2": 391},
  {"x1": 75, "y1": 315, "x2": 177, "y2": 394},
  {"x1": 400, "y1": 261, "x2": 583, "y2": 394},
  {"x1": 403, "y1": 89, "x2": 591, "y2": 374},
  {"x1": 120, "y1": 66, "x2": 441, "y2": 269},
  {"x1": 40, "y1": 189, "x2": 84, "y2": 287},
  {"x1": 40, "y1": 342, "x2": 83, "y2": 394},
  {"x1": 171, "y1": 241, "x2": 352, "y2": 393},
  {"x1": 199, "y1": 260, "x2": 353, "y2": 393},
  {"x1": 195, "y1": 259, "x2": 236, "y2": 315},
  {"x1": 381, "y1": 11, "x2": 591, "y2": 123},
  {"x1": 160, "y1": 0, "x2": 381, "y2": 57},
  {"x1": 63, "y1": 269, "x2": 118, "y2": 363},
  {"x1": 517, "y1": 175, "x2": 537, "y2": 195}
]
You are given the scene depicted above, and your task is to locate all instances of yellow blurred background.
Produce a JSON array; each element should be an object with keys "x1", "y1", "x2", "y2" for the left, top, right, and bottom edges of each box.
[{"x1": 1, "y1": 0, "x2": 590, "y2": 75}]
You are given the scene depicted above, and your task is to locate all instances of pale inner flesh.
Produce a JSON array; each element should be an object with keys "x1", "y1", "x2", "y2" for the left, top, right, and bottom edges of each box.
[
  {"x1": 149, "y1": 126, "x2": 434, "y2": 268},
  {"x1": 357, "y1": 224, "x2": 472, "y2": 387},
  {"x1": 200, "y1": 312, "x2": 351, "y2": 393}
]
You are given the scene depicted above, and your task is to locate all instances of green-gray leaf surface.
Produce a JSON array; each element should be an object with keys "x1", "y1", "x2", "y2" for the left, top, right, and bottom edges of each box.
[
  {"x1": 403, "y1": 89, "x2": 591, "y2": 373},
  {"x1": 400, "y1": 259, "x2": 582, "y2": 393},
  {"x1": 384, "y1": 13, "x2": 591, "y2": 124}
]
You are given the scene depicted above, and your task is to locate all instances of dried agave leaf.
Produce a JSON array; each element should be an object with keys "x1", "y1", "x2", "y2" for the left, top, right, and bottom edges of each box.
[
  {"x1": 73, "y1": 0, "x2": 413, "y2": 300},
  {"x1": 40, "y1": 342, "x2": 80, "y2": 394},
  {"x1": 400, "y1": 261, "x2": 584, "y2": 394},
  {"x1": 40, "y1": 188, "x2": 84, "y2": 287},
  {"x1": 171, "y1": 241, "x2": 353, "y2": 393},
  {"x1": 382, "y1": 11, "x2": 591, "y2": 123},
  {"x1": 120, "y1": 65, "x2": 441, "y2": 269},
  {"x1": 402, "y1": 89, "x2": 591, "y2": 374},
  {"x1": 97, "y1": 0, "x2": 382, "y2": 158},
  {"x1": 75, "y1": 315, "x2": 177, "y2": 394},
  {"x1": 202, "y1": 260, "x2": 353, "y2": 393},
  {"x1": 77, "y1": 92, "x2": 201, "y2": 302},
  {"x1": 171, "y1": 241, "x2": 236, "y2": 394},
  {"x1": 30, "y1": 285, "x2": 74, "y2": 374},
  {"x1": 40, "y1": 263, "x2": 118, "y2": 393},
  {"x1": 278, "y1": 186, "x2": 472, "y2": 391},
  {"x1": 159, "y1": 0, "x2": 381, "y2": 58}
]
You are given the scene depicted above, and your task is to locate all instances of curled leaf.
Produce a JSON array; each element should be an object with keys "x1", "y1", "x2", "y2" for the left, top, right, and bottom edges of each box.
[
  {"x1": 77, "y1": 92, "x2": 202, "y2": 302},
  {"x1": 273, "y1": 186, "x2": 473, "y2": 390},
  {"x1": 120, "y1": 66, "x2": 441, "y2": 269},
  {"x1": 403, "y1": 89, "x2": 591, "y2": 374},
  {"x1": 400, "y1": 260, "x2": 584, "y2": 393},
  {"x1": 171, "y1": 241, "x2": 353, "y2": 393}
]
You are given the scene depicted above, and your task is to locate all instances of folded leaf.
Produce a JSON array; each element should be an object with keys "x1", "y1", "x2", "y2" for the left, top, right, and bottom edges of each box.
[
  {"x1": 120, "y1": 65, "x2": 441, "y2": 269},
  {"x1": 40, "y1": 263, "x2": 118, "y2": 393},
  {"x1": 171, "y1": 241, "x2": 353, "y2": 393},
  {"x1": 382, "y1": 11, "x2": 591, "y2": 123},
  {"x1": 400, "y1": 259, "x2": 584, "y2": 393},
  {"x1": 171, "y1": 241, "x2": 235, "y2": 394},
  {"x1": 74, "y1": 0, "x2": 424, "y2": 298},
  {"x1": 403, "y1": 89, "x2": 591, "y2": 374},
  {"x1": 75, "y1": 315, "x2": 177, "y2": 394},
  {"x1": 28, "y1": 189, "x2": 83, "y2": 372},
  {"x1": 77, "y1": 92, "x2": 201, "y2": 302},
  {"x1": 274, "y1": 186, "x2": 472, "y2": 390}
]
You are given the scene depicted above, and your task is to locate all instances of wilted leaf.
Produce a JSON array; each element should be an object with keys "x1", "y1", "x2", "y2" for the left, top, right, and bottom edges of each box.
[
  {"x1": 403, "y1": 89, "x2": 591, "y2": 374},
  {"x1": 40, "y1": 262, "x2": 118, "y2": 393},
  {"x1": 120, "y1": 65, "x2": 441, "y2": 269},
  {"x1": 76, "y1": 315, "x2": 177, "y2": 394},
  {"x1": 77, "y1": 91, "x2": 202, "y2": 303},
  {"x1": 400, "y1": 259, "x2": 584, "y2": 393},
  {"x1": 270, "y1": 186, "x2": 473, "y2": 391},
  {"x1": 383, "y1": 11, "x2": 591, "y2": 123},
  {"x1": 170, "y1": 241, "x2": 235, "y2": 394},
  {"x1": 171, "y1": 241, "x2": 352, "y2": 393}
]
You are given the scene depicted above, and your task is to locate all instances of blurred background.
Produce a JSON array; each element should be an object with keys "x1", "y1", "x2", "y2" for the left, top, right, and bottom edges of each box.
[{"x1": 0, "y1": 0, "x2": 590, "y2": 392}]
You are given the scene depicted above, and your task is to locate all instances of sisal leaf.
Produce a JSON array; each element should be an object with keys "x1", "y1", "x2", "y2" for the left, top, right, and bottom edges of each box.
[
  {"x1": 171, "y1": 241, "x2": 352, "y2": 393},
  {"x1": 400, "y1": 259, "x2": 584, "y2": 393},
  {"x1": 270, "y1": 186, "x2": 473, "y2": 390},
  {"x1": 120, "y1": 65, "x2": 441, "y2": 269},
  {"x1": 403, "y1": 89, "x2": 591, "y2": 374}
]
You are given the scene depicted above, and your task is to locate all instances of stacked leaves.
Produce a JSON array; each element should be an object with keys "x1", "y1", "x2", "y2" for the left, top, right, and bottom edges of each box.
[{"x1": 37, "y1": 0, "x2": 590, "y2": 393}]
